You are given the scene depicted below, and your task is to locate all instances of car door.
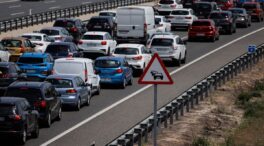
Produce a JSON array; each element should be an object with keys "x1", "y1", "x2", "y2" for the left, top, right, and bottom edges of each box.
[
  {"x1": 76, "y1": 77, "x2": 88, "y2": 103},
  {"x1": 123, "y1": 60, "x2": 132, "y2": 80},
  {"x1": 141, "y1": 46, "x2": 151, "y2": 66}
]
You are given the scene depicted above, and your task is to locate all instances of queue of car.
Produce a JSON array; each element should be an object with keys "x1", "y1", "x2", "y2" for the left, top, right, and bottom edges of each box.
[{"x1": 0, "y1": 0, "x2": 264, "y2": 144}]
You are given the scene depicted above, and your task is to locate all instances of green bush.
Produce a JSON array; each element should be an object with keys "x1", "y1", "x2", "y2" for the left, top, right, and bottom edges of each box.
[
  {"x1": 244, "y1": 101, "x2": 264, "y2": 118},
  {"x1": 254, "y1": 79, "x2": 264, "y2": 91},
  {"x1": 250, "y1": 91, "x2": 262, "y2": 97},
  {"x1": 237, "y1": 92, "x2": 251, "y2": 105},
  {"x1": 192, "y1": 137, "x2": 210, "y2": 146}
]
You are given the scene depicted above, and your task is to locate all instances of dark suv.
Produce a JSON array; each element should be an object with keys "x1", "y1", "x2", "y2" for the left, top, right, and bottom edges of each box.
[
  {"x1": 0, "y1": 97, "x2": 39, "y2": 145},
  {"x1": 5, "y1": 81, "x2": 62, "y2": 127},
  {"x1": 45, "y1": 42, "x2": 83, "y2": 59},
  {"x1": 0, "y1": 62, "x2": 27, "y2": 96},
  {"x1": 86, "y1": 16, "x2": 115, "y2": 37},
  {"x1": 53, "y1": 18, "x2": 87, "y2": 42},
  {"x1": 209, "y1": 11, "x2": 236, "y2": 34},
  {"x1": 192, "y1": 2, "x2": 220, "y2": 18}
]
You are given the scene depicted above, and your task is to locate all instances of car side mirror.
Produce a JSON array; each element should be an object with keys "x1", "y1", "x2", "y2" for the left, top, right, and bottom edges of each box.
[{"x1": 85, "y1": 83, "x2": 91, "y2": 86}]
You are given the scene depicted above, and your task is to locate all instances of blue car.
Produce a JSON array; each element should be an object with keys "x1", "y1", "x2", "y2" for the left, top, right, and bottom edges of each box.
[
  {"x1": 16, "y1": 53, "x2": 54, "y2": 80},
  {"x1": 94, "y1": 56, "x2": 133, "y2": 89},
  {"x1": 45, "y1": 75, "x2": 91, "y2": 111}
]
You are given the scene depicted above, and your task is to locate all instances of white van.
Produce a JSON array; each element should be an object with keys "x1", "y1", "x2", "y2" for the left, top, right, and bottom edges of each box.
[
  {"x1": 116, "y1": 6, "x2": 156, "y2": 44},
  {"x1": 53, "y1": 58, "x2": 101, "y2": 95}
]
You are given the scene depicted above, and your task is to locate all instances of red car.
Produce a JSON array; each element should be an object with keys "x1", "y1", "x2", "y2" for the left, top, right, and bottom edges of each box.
[
  {"x1": 242, "y1": 2, "x2": 264, "y2": 22},
  {"x1": 216, "y1": 0, "x2": 234, "y2": 10},
  {"x1": 188, "y1": 19, "x2": 220, "y2": 42}
]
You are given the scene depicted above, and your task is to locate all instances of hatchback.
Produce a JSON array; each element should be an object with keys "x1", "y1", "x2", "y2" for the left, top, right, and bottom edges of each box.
[
  {"x1": 16, "y1": 53, "x2": 54, "y2": 80},
  {"x1": 209, "y1": 11, "x2": 236, "y2": 34},
  {"x1": 45, "y1": 42, "x2": 82, "y2": 59},
  {"x1": 192, "y1": 2, "x2": 220, "y2": 19},
  {"x1": 5, "y1": 81, "x2": 62, "y2": 127},
  {"x1": 94, "y1": 56, "x2": 133, "y2": 89},
  {"x1": 86, "y1": 16, "x2": 115, "y2": 37},
  {"x1": 155, "y1": 0, "x2": 183, "y2": 16},
  {"x1": 40, "y1": 27, "x2": 74, "y2": 42},
  {"x1": 229, "y1": 8, "x2": 251, "y2": 27},
  {"x1": 0, "y1": 97, "x2": 39, "y2": 145}
]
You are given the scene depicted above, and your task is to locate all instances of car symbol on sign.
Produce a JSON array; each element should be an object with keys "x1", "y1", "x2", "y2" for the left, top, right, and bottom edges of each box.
[{"x1": 151, "y1": 70, "x2": 163, "y2": 80}]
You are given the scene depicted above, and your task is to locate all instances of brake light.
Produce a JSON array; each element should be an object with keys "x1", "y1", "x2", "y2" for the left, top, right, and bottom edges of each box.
[
  {"x1": 67, "y1": 52, "x2": 73, "y2": 57},
  {"x1": 9, "y1": 115, "x2": 21, "y2": 121},
  {"x1": 116, "y1": 68, "x2": 123, "y2": 73},
  {"x1": 84, "y1": 69, "x2": 88, "y2": 82},
  {"x1": 133, "y1": 55, "x2": 143, "y2": 60},
  {"x1": 170, "y1": 4, "x2": 176, "y2": 8},
  {"x1": 254, "y1": 9, "x2": 261, "y2": 14},
  {"x1": 66, "y1": 89, "x2": 77, "y2": 93},
  {"x1": 78, "y1": 41, "x2": 83, "y2": 45},
  {"x1": 34, "y1": 100, "x2": 46, "y2": 108},
  {"x1": 101, "y1": 41, "x2": 107, "y2": 45},
  {"x1": 185, "y1": 16, "x2": 192, "y2": 19},
  {"x1": 70, "y1": 27, "x2": 78, "y2": 32}
]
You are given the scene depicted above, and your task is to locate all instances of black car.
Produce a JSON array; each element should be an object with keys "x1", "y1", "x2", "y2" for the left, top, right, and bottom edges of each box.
[
  {"x1": 209, "y1": 11, "x2": 236, "y2": 34},
  {"x1": 45, "y1": 42, "x2": 83, "y2": 59},
  {"x1": 229, "y1": 8, "x2": 251, "y2": 28},
  {"x1": 0, "y1": 97, "x2": 39, "y2": 145},
  {"x1": 0, "y1": 62, "x2": 27, "y2": 96},
  {"x1": 86, "y1": 16, "x2": 115, "y2": 37},
  {"x1": 5, "y1": 81, "x2": 62, "y2": 127},
  {"x1": 53, "y1": 18, "x2": 87, "y2": 43},
  {"x1": 192, "y1": 2, "x2": 220, "y2": 19}
]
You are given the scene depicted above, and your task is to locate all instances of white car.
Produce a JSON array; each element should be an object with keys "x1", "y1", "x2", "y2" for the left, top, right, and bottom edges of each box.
[
  {"x1": 149, "y1": 34, "x2": 187, "y2": 66},
  {"x1": 21, "y1": 33, "x2": 53, "y2": 52},
  {"x1": 155, "y1": 16, "x2": 171, "y2": 32},
  {"x1": 99, "y1": 10, "x2": 116, "y2": 22},
  {"x1": 112, "y1": 44, "x2": 152, "y2": 73},
  {"x1": 155, "y1": 0, "x2": 183, "y2": 15},
  {"x1": 78, "y1": 31, "x2": 117, "y2": 57},
  {"x1": 167, "y1": 8, "x2": 198, "y2": 30},
  {"x1": 0, "y1": 43, "x2": 10, "y2": 62}
]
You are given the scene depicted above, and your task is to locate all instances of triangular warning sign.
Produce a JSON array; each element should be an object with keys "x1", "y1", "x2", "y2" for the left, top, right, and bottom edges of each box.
[{"x1": 138, "y1": 53, "x2": 173, "y2": 84}]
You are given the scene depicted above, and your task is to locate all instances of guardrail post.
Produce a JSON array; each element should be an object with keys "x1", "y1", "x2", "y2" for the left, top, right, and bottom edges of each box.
[
  {"x1": 15, "y1": 19, "x2": 18, "y2": 30},
  {"x1": 140, "y1": 123, "x2": 148, "y2": 142},
  {"x1": 134, "y1": 128, "x2": 143, "y2": 146},
  {"x1": 30, "y1": 15, "x2": 34, "y2": 26},
  {"x1": 117, "y1": 136, "x2": 129, "y2": 146},
  {"x1": 9, "y1": 20, "x2": 12, "y2": 31},
  {"x1": 171, "y1": 101, "x2": 179, "y2": 120},
  {"x1": 160, "y1": 110, "x2": 168, "y2": 128},
  {"x1": 125, "y1": 133, "x2": 134, "y2": 146},
  {"x1": 177, "y1": 98, "x2": 184, "y2": 116},
  {"x1": 211, "y1": 74, "x2": 218, "y2": 90},
  {"x1": 192, "y1": 87, "x2": 199, "y2": 105},
  {"x1": 0, "y1": 22, "x2": 2, "y2": 34},
  {"x1": 197, "y1": 83, "x2": 204, "y2": 101},
  {"x1": 220, "y1": 69, "x2": 226, "y2": 84},
  {"x1": 202, "y1": 81, "x2": 209, "y2": 98},
  {"x1": 215, "y1": 71, "x2": 222, "y2": 87},
  {"x1": 182, "y1": 94, "x2": 190, "y2": 112},
  {"x1": 166, "y1": 105, "x2": 174, "y2": 124},
  {"x1": 187, "y1": 90, "x2": 194, "y2": 108}
]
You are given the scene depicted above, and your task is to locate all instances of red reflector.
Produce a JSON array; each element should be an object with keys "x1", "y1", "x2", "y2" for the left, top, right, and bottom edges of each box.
[
  {"x1": 185, "y1": 16, "x2": 192, "y2": 19},
  {"x1": 78, "y1": 41, "x2": 83, "y2": 45},
  {"x1": 101, "y1": 41, "x2": 107, "y2": 45},
  {"x1": 116, "y1": 68, "x2": 123, "y2": 73},
  {"x1": 34, "y1": 100, "x2": 46, "y2": 108},
  {"x1": 70, "y1": 27, "x2": 78, "y2": 32},
  {"x1": 66, "y1": 89, "x2": 77, "y2": 93},
  {"x1": 133, "y1": 55, "x2": 143, "y2": 60},
  {"x1": 9, "y1": 115, "x2": 22, "y2": 121}
]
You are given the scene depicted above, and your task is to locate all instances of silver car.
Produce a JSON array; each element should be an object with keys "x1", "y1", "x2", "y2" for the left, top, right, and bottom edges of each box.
[{"x1": 40, "y1": 27, "x2": 74, "y2": 42}]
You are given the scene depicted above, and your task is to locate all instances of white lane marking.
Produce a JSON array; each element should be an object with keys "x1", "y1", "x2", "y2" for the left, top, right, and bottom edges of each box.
[
  {"x1": 10, "y1": 12, "x2": 24, "y2": 16},
  {"x1": 44, "y1": 0, "x2": 56, "y2": 4},
  {"x1": 40, "y1": 27, "x2": 264, "y2": 146},
  {"x1": 0, "y1": 0, "x2": 19, "y2": 4},
  {"x1": 49, "y1": 6, "x2": 60, "y2": 10},
  {"x1": 82, "y1": 1, "x2": 92, "y2": 4},
  {"x1": 9, "y1": 4, "x2": 21, "y2": 8}
]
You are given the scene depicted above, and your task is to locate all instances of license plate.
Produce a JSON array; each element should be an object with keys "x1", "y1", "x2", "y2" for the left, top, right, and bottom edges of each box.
[
  {"x1": 101, "y1": 78, "x2": 111, "y2": 82},
  {"x1": 94, "y1": 26, "x2": 102, "y2": 29},
  {"x1": 161, "y1": 5, "x2": 170, "y2": 8},
  {"x1": 87, "y1": 43, "x2": 97, "y2": 47},
  {"x1": 26, "y1": 70, "x2": 35, "y2": 73},
  {"x1": 196, "y1": 33, "x2": 205, "y2": 36},
  {"x1": 0, "y1": 117, "x2": 5, "y2": 121},
  {"x1": 176, "y1": 17, "x2": 184, "y2": 19},
  {"x1": 157, "y1": 48, "x2": 167, "y2": 51}
]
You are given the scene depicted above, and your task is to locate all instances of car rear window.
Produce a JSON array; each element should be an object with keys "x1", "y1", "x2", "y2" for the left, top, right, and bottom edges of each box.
[
  {"x1": 0, "y1": 67, "x2": 9, "y2": 74},
  {"x1": 46, "y1": 45, "x2": 69, "y2": 56},
  {"x1": 171, "y1": 10, "x2": 189, "y2": 15},
  {"x1": 40, "y1": 29, "x2": 59, "y2": 36},
  {"x1": 243, "y1": 4, "x2": 257, "y2": 9},
  {"x1": 194, "y1": 3, "x2": 212, "y2": 10},
  {"x1": 89, "y1": 18, "x2": 108, "y2": 24},
  {"x1": 192, "y1": 21, "x2": 211, "y2": 26},
  {"x1": 55, "y1": 62, "x2": 83, "y2": 74},
  {"x1": 114, "y1": 48, "x2": 139, "y2": 55},
  {"x1": 0, "y1": 104, "x2": 16, "y2": 115},
  {"x1": 82, "y1": 35, "x2": 104, "y2": 40},
  {"x1": 95, "y1": 60, "x2": 121, "y2": 68},
  {"x1": 46, "y1": 79, "x2": 73, "y2": 88},
  {"x1": 159, "y1": 0, "x2": 174, "y2": 4},
  {"x1": 99, "y1": 12, "x2": 116, "y2": 17},
  {"x1": 5, "y1": 88, "x2": 42, "y2": 105},
  {"x1": 229, "y1": 9, "x2": 244, "y2": 14},
  {"x1": 1, "y1": 40, "x2": 22, "y2": 47},
  {"x1": 18, "y1": 57, "x2": 44, "y2": 64},
  {"x1": 151, "y1": 38, "x2": 173, "y2": 46},
  {"x1": 54, "y1": 20, "x2": 75, "y2": 28},
  {"x1": 209, "y1": 13, "x2": 229, "y2": 19},
  {"x1": 22, "y1": 35, "x2": 42, "y2": 41}
]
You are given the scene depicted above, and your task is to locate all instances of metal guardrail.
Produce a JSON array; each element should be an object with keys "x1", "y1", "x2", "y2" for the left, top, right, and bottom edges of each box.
[
  {"x1": 106, "y1": 44, "x2": 264, "y2": 146},
  {"x1": 0, "y1": 0, "x2": 155, "y2": 34}
]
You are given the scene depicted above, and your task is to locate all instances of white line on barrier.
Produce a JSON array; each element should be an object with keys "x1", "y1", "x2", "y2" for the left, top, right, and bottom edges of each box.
[
  {"x1": 9, "y1": 5, "x2": 21, "y2": 8},
  {"x1": 10, "y1": 12, "x2": 24, "y2": 16},
  {"x1": 0, "y1": 0, "x2": 19, "y2": 4},
  {"x1": 40, "y1": 26, "x2": 264, "y2": 146},
  {"x1": 49, "y1": 6, "x2": 60, "y2": 10},
  {"x1": 82, "y1": 1, "x2": 92, "y2": 5}
]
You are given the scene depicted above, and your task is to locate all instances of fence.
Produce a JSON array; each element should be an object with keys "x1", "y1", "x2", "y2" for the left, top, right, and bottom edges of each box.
[
  {"x1": 105, "y1": 44, "x2": 264, "y2": 146},
  {"x1": 0, "y1": 0, "x2": 155, "y2": 34}
]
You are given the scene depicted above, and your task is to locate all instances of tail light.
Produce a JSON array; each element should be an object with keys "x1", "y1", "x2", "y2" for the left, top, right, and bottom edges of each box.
[
  {"x1": 133, "y1": 55, "x2": 143, "y2": 60},
  {"x1": 185, "y1": 16, "x2": 192, "y2": 19},
  {"x1": 9, "y1": 115, "x2": 21, "y2": 121},
  {"x1": 208, "y1": 26, "x2": 213, "y2": 31},
  {"x1": 67, "y1": 52, "x2": 73, "y2": 57},
  {"x1": 101, "y1": 41, "x2": 107, "y2": 45},
  {"x1": 78, "y1": 41, "x2": 83, "y2": 45},
  {"x1": 66, "y1": 89, "x2": 77, "y2": 93},
  {"x1": 0, "y1": 74, "x2": 12, "y2": 78},
  {"x1": 84, "y1": 69, "x2": 88, "y2": 82},
  {"x1": 116, "y1": 68, "x2": 123, "y2": 73},
  {"x1": 170, "y1": 4, "x2": 176, "y2": 8},
  {"x1": 254, "y1": 9, "x2": 261, "y2": 14},
  {"x1": 34, "y1": 100, "x2": 47, "y2": 108},
  {"x1": 70, "y1": 27, "x2": 78, "y2": 32}
]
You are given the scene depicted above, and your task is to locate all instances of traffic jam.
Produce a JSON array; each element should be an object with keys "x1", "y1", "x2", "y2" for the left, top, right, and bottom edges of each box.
[{"x1": 0, "y1": 0, "x2": 263, "y2": 144}]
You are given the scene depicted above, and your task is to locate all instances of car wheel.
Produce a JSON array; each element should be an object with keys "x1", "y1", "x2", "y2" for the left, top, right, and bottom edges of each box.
[
  {"x1": 216, "y1": 34, "x2": 220, "y2": 40},
  {"x1": 17, "y1": 127, "x2": 27, "y2": 145},
  {"x1": 227, "y1": 28, "x2": 232, "y2": 35},
  {"x1": 94, "y1": 85, "x2": 100, "y2": 95},
  {"x1": 210, "y1": 36, "x2": 215, "y2": 42},
  {"x1": 85, "y1": 92, "x2": 91, "y2": 106},
  {"x1": 107, "y1": 47, "x2": 111, "y2": 56},
  {"x1": 181, "y1": 51, "x2": 187, "y2": 64},
  {"x1": 56, "y1": 107, "x2": 62, "y2": 121},
  {"x1": 31, "y1": 121, "x2": 39, "y2": 138},
  {"x1": 120, "y1": 78, "x2": 126, "y2": 89},
  {"x1": 233, "y1": 27, "x2": 236, "y2": 33},
  {"x1": 128, "y1": 77, "x2": 133, "y2": 85},
  {"x1": 188, "y1": 37, "x2": 193, "y2": 42},
  {"x1": 44, "y1": 112, "x2": 51, "y2": 128},
  {"x1": 75, "y1": 98, "x2": 81, "y2": 111}
]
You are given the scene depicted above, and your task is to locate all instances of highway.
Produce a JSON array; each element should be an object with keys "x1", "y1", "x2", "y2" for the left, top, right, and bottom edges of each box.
[
  {"x1": 0, "y1": 20, "x2": 262, "y2": 146},
  {"x1": 0, "y1": 0, "x2": 106, "y2": 20}
]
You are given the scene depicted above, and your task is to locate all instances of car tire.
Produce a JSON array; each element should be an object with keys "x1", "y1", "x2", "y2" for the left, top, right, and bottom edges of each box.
[
  {"x1": 181, "y1": 52, "x2": 187, "y2": 64},
  {"x1": 128, "y1": 77, "x2": 133, "y2": 85},
  {"x1": 75, "y1": 98, "x2": 81, "y2": 111},
  {"x1": 94, "y1": 85, "x2": 100, "y2": 95},
  {"x1": 17, "y1": 127, "x2": 27, "y2": 145},
  {"x1": 227, "y1": 28, "x2": 232, "y2": 35},
  {"x1": 210, "y1": 36, "x2": 215, "y2": 42},
  {"x1": 85, "y1": 92, "x2": 91, "y2": 106},
  {"x1": 120, "y1": 78, "x2": 126, "y2": 89},
  {"x1": 31, "y1": 121, "x2": 39, "y2": 138},
  {"x1": 44, "y1": 112, "x2": 51, "y2": 128},
  {"x1": 216, "y1": 34, "x2": 220, "y2": 40},
  {"x1": 107, "y1": 47, "x2": 111, "y2": 56}
]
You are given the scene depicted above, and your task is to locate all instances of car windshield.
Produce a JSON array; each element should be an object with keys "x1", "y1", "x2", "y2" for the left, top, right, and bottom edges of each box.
[
  {"x1": 0, "y1": 104, "x2": 16, "y2": 115},
  {"x1": 46, "y1": 79, "x2": 73, "y2": 88},
  {"x1": 82, "y1": 35, "x2": 104, "y2": 40},
  {"x1": 209, "y1": 13, "x2": 229, "y2": 19},
  {"x1": 159, "y1": 0, "x2": 174, "y2": 4},
  {"x1": 22, "y1": 35, "x2": 42, "y2": 41},
  {"x1": 151, "y1": 38, "x2": 173, "y2": 46},
  {"x1": 243, "y1": 4, "x2": 257, "y2": 10},
  {"x1": 46, "y1": 45, "x2": 69, "y2": 56},
  {"x1": 0, "y1": 67, "x2": 9, "y2": 74},
  {"x1": 194, "y1": 3, "x2": 212, "y2": 11},
  {"x1": 95, "y1": 60, "x2": 121, "y2": 68},
  {"x1": 229, "y1": 9, "x2": 244, "y2": 14},
  {"x1": 99, "y1": 12, "x2": 116, "y2": 17},
  {"x1": 114, "y1": 48, "x2": 139, "y2": 55},
  {"x1": 55, "y1": 62, "x2": 83, "y2": 74},
  {"x1": 192, "y1": 21, "x2": 211, "y2": 26},
  {"x1": 171, "y1": 10, "x2": 189, "y2": 15},
  {"x1": 1, "y1": 40, "x2": 22, "y2": 47},
  {"x1": 54, "y1": 20, "x2": 75, "y2": 28},
  {"x1": 40, "y1": 29, "x2": 59, "y2": 36},
  {"x1": 18, "y1": 57, "x2": 44, "y2": 64},
  {"x1": 5, "y1": 88, "x2": 42, "y2": 105},
  {"x1": 155, "y1": 18, "x2": 161, "y2": 24}
]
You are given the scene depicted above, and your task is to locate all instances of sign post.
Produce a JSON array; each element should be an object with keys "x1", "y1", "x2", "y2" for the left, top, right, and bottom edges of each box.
[{"x1": 138, "y1": 53, "x2": 173, "y2": 146}]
